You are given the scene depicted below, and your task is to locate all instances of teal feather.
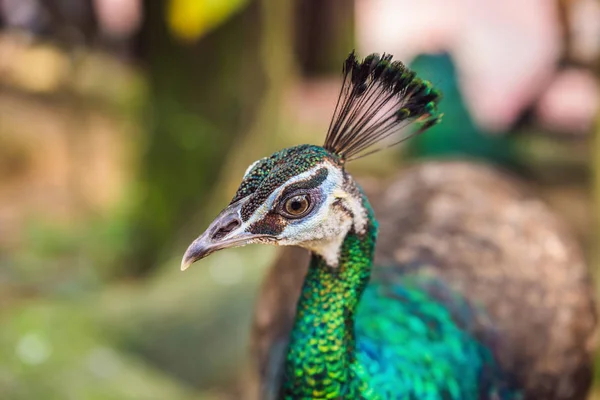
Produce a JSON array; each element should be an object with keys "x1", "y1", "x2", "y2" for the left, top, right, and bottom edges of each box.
[
  {"x1": 405, "y1": 53, "x2": 515, "y2": 167},
  {"x1": 357, "y1": 280, "x2": 494, "y2": 399}
]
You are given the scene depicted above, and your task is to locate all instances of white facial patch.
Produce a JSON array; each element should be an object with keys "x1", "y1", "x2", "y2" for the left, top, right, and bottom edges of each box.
[
  {"x1": 333, "y1": 187, "x2": 368, "y2": 236},
  {"x1": 269, "y1": 163, "x2": 368, "y2": 267},
  {"x1": 293, "y1": 166, "x2": 368, "y2": 267},
  {"x1": 235, "y1": 161, "x2": 369, "y2": 267}
]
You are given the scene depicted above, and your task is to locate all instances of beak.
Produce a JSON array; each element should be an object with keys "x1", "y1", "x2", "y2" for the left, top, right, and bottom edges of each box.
[{"x1": 180, "y1": 200, "x2": 274, "y2": 271}]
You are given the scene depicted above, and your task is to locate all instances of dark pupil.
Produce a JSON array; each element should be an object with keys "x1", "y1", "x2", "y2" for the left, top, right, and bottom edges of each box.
[{"x1": 291, "y1": 200, "x2": 303, "y2": 211}]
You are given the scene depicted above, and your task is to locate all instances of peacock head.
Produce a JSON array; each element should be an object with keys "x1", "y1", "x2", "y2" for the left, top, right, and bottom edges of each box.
[
  {"x1": 181, "y1": 51, "x2": 442, "y2": 270},
  {"x1": 181, "y1": 144, "x2": 369, "y2": 269}
]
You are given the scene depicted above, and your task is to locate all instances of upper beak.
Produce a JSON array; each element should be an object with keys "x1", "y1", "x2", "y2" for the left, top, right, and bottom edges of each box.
[{"x1": 180, "y1": 200, "x2": 273, "y2": 271}]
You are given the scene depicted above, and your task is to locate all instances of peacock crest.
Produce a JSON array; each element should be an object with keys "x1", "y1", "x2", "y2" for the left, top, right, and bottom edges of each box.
[{"x1": 324, "y1": 51, "x2": 442, "y2": 161}]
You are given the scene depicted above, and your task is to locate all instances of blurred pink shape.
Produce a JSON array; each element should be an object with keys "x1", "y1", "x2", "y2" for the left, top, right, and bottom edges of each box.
[
  {"x1": 0, "y1": 0, "x2": 40, "y2": 28},
  {"x1": 537, "y1": 69, "x2": 600, "y2": 135},
  {"x1": 285, "y1": 78, "x2": 341, "y2": 126},
  {"x1": 571, "y1": 0, "x2": 600, "y2": 63},
  {"x1": 356, "y1": 0, "x2": 562, "y2": 131},
  {"x1": 93, "y1": 0, "x2": 142, "y2": 39}
]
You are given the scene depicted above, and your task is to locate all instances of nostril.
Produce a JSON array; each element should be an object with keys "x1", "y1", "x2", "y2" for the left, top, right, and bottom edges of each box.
[
  {"x1": 211, "y1": 218, "x2": 241, "y2": 240},
  {"x1": 224, "y1": 219, "x2": 240, "y2": 231}
]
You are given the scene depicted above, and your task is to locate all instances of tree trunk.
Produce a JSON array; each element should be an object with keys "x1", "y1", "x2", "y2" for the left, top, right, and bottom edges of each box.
[{"x1": 126, "y1": 1, "x2": 264, "y2": 276}]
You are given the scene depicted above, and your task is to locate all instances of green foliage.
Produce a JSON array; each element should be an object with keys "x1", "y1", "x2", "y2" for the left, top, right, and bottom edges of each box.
[
  {"x1": 1, "y1": 222, "x2": 276, "y2": 398},
  {"x1": 0, "y1": 300, "x2": 202, "y2": 400},
  {"x1": 4, "y1": 202, "x2": 135, "y2": 295},
  {"x1": 102, "y1": 245, "x2": 277, "y2": 389},
  {"x1": 126, "y1": 1, "x2": 265, "y2": 276}
]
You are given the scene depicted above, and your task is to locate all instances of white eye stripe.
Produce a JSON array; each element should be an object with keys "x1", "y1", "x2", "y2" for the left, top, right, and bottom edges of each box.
[
  {"x1": 271, "y1": 173, "x2": 327, "y2": 208},
  {"x1": 242, "y1": 163, "x2": 342, "y2": 227},
  {"x1": 263, "y1": 169, "x2": 322, "y2": 212},
  {"x1": 272, "y1": 164, "x2": 341, "y2": 208}
]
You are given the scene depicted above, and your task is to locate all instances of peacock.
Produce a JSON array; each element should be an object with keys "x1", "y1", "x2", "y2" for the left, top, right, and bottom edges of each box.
[{"x1": 181, "y1": 52, "x2": 597, "y2": 399}]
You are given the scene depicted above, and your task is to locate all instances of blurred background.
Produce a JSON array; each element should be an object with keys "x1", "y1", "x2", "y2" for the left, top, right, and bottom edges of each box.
[{"x1": 0, "y1": 0, "x2": 599, "y2": 399}]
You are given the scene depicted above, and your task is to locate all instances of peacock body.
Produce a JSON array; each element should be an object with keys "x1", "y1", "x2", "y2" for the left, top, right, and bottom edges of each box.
[{"x1": 182, "y1": 52, "x2": 597, "y2": 399}]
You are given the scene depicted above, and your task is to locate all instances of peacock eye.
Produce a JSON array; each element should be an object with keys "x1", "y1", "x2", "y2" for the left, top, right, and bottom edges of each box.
[{"x1": 282, "y1": 194, "x2": 311, "y2": 218}]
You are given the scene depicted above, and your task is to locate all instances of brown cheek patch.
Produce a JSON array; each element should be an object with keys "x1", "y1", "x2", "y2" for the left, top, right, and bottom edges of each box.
[{"x1": 248, "y1": 212, "x2": 287, "y2": 236}]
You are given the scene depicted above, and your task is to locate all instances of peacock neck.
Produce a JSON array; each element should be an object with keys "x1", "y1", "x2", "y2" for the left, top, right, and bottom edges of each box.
[{"x1": 282, "y1": 197, "x2": 378, "y2": 399}]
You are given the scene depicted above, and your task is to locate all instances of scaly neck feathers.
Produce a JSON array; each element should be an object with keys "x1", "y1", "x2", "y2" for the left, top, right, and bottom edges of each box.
[{"x1": 282, "y1": 192, "x2": 379, "y2": 399}]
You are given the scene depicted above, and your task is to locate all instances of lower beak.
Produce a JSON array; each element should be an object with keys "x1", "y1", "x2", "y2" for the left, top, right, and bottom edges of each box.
[{"x1": 180, "y1": 201, "x2": 274, "y2": 271}]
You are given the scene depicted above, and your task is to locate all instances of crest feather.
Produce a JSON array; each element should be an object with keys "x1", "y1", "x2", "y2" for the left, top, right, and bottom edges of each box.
[{"x1": 323, "y1": 51, "x2": 442, "y2": 161}]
